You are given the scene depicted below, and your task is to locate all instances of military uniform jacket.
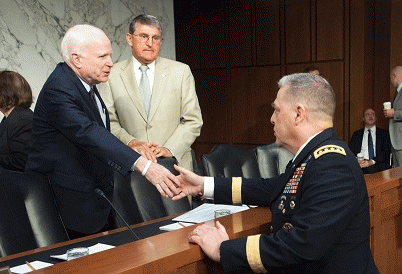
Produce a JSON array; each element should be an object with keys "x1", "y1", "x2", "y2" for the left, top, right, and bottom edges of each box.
[{"x1": 214, "y1": 128, "x2": 379, "y2": 273}]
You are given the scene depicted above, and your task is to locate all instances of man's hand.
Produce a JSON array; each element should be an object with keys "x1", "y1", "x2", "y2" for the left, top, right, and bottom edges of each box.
[
  {"x1": 154, "y1": 146, "x2": 173, "y2": 158},
  {"x1": 383, "y1": 108, "x2": 394, "y2": 118},
  {"x1": 128, "y1": 139, "x2": 158, "y2": 162},
  {"x1": 188, "y1": 221, "x2": 229, "y2": 262},
  {"x1": 172, "y1": 165, "x2": 204, "y2": 200},
  {"x1": 359, "y1": 159, "x2": 374, "y2": 168},
  {"x1": 135, "y1": 157, "x2": 181, "y2": 198}
]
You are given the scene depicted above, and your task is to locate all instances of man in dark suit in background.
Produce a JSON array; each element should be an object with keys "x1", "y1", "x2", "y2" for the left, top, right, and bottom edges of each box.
[
  {"x1": 25, "y1": 25, "x2": 180, "y2": 239},
  {"x1": 349, "y1": 108, "x2": 391, "y2": 174}
]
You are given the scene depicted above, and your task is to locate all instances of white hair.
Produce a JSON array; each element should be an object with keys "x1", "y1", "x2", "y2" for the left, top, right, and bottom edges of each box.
[
  {"x1": 61, "y1": 25, "x2": 107, "y2": 63},
  {"x1": 278, "y1": 73, "x2": 336, "y2": 121}
]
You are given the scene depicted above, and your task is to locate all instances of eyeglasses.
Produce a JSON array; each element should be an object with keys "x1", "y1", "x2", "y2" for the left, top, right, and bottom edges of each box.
[{"x1": 133, "y1": 34, "x2": 163, "y2": 44}]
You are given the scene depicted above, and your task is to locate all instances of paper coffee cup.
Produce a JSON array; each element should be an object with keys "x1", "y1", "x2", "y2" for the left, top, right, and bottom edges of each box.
[{"x1": 383, "y1": 102, "x2": 391, "y2": 110}]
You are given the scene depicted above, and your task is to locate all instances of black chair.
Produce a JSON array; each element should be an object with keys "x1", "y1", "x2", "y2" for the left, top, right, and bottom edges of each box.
[
  {"x1": 255, "y1": 142, "x2": 294, "y2": 178},
  {"x1": 113, "y1": 157, "x2": 191, "y2": 225},
  {"x1": 201, "y1": 144, "x2": 260, "y2": 178},
  {"x1": 0, "y1": 168, "x2": 69, "y2": 257}
]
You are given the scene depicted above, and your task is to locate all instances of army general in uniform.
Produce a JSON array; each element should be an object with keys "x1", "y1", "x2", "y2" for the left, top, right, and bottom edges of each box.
[{"x1": 173, "y1": 73, "x2": 379, "y2": 273}]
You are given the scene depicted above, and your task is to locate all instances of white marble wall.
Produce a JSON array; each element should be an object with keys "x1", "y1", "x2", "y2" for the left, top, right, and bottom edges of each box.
[{"x1": 0, "y1": 0, "x2": 175, "y2": 113}]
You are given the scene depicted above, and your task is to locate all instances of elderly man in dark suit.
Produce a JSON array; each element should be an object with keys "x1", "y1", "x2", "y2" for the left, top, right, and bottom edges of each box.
[
  {"x1": 173, "y1": 73, "x2": 379, "y2": 273},
  {"x1": 25, "y1": 25, "x2": 180, "y2": 239},
  {"x1": 349, "y1": 108, "x2": 391, "y2": 174}
]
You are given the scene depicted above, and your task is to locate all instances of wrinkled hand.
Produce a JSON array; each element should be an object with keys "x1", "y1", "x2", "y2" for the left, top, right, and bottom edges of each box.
[
  {"x1": 172, "y1": 165, "x2": 204, "y2": 200},
  {"x1": 135, "y1": 157, "x2": 181, "y2": 198},
  {"x1": 383, "y1": 108, "x2": 394, "y2": 118},
  {"x1": 188, "y1": 221, "x2": 229, "y2": 262},
  {"x1": 128, "y1": 139, "x2": 158, "y2": 162},
  {"x1": 154, "y1": 147, "x2": 173, "y2": 158},
  {"x1": 359, "y1": 159, "x2": 374, "y2": 168}
]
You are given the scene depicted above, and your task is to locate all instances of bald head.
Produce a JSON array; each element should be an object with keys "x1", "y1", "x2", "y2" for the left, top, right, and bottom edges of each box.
[{"x1": 391, "y1": 66, "x2": 402, "y2": 88}]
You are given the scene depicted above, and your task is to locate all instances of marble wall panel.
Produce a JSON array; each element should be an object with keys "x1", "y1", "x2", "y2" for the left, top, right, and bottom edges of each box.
[{"x1": 0, "y1": 0, "x2": 175, "y2": 115}]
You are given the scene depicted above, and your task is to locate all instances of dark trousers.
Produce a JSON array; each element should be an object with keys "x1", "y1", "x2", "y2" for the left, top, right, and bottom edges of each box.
[{"x1": 65, "y1": 211, "x2": 117, "y2": 240}]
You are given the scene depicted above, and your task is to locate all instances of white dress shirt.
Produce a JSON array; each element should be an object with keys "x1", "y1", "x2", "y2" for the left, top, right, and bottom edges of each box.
[{"x1": 360, "y1": 126, "x2": 376, "y2": 160}]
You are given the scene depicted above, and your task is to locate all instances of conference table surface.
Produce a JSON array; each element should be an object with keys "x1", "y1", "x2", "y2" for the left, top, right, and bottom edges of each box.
[{"x1": 0, "y1": 206, "x2": 272, "y2": 273}]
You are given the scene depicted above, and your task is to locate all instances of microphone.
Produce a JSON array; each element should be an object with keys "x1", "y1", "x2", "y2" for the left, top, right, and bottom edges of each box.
[{"x1": 95, "y1": 188, "x2": 140, "y2": 240}]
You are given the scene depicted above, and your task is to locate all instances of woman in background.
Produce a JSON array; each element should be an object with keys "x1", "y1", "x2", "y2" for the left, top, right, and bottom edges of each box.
[{"x1": 0, "y1": 70, "x2": 33, "y2": 171}]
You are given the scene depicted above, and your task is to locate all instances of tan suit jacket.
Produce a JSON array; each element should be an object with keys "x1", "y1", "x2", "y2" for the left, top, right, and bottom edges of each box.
[{"x1": 98, "y1": 57, "x2": 202, "y2": 171}]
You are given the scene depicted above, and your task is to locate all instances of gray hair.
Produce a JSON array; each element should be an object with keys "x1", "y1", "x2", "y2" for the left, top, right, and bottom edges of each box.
[
  {"x1": 278, "y1": 73, "x2": 336, "y2": 121},
  {"x1": 128, "y1": 14, "x2": 162, "y2": 35},
  {"x1": 61, "y1": 25, "x2": 107, "y2": 63}
]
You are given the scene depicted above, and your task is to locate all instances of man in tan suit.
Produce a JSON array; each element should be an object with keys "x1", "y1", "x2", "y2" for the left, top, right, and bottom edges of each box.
[{"x1": 99, "y1": 15, "x2": 202, "y2": 171}]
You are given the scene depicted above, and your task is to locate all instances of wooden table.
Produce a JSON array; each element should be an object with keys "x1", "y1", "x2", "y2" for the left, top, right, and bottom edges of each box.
[
  {"x1": 4, "y1": 166, "x2": 400, "y2": 273},
  {"x1": 365, "y1": 166, "x2": 402, "y2": 274},
  {"x1": 0, "y1": 207, "x2": 272, "y2": 273}
]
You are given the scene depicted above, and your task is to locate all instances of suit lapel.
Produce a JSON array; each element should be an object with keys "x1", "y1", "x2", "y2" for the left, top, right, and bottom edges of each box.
[
  {"x1": 356, "y1": 129, "x2": 364, "y2": 152},
  {"x1": 375, "y1": 129, "x2": 382, "y2": 156},
  {"x1": 93, "y1": 86, "x2": 110, "y2": 131},
  {"x1": 148, "y1": 57, "x2": 166, "y2": 122},
  {"x1": 61, "y1": 63, "x2": 105, "y2": 128},
  {"x1": 119, "y1": 60, "x2": 148, "y2": 120},
  {"x1": 0, "y1": 117, "x2": 7, "y2": 139}
]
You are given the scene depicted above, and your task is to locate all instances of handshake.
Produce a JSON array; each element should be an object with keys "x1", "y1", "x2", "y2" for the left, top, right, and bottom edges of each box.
[{"x1": 135, "y1": 156, "x2": 203, "y2": 200}]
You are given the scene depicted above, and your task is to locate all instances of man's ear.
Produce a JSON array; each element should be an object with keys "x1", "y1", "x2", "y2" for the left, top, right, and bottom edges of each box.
[
  {"x1": 126, "y1": 33, "x2": 133, "y2": 47},
  {"x1": 295, "y1": 104, "x2": 307, "y2": 125},
  {"x1": 70, "y1": 53, "x2": 82, "y2": 69}
]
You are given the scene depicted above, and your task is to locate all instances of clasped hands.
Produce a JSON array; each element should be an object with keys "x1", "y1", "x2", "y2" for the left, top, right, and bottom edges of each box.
[
  {"x1": 358, "y1": 159, "x2": 374, "y2": 168},
  {"x1": 128, "y1": 139, "x2": 172, "y2": 163}
]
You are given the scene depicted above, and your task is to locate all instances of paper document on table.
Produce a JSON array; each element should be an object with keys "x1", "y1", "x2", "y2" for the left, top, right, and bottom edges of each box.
[
  {"x1": 50, "y1": 243, "x2": 115, "y2": 260},
  {"x1": 10, "y1": 261, "x2": 53, "y2": 273},
  {"x1": 172, "y1": 203, "x2": 250, "y2": 223},
  {"x1": 159, "y1": 221, "x2": 194, "y2": 231}
]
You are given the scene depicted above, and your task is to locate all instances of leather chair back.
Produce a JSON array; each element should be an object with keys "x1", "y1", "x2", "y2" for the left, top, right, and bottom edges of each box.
[
  {"x1": 0, "y1": 168, "x2": 69, "y2": 257},
  {"x1": 255, "y1": 143, "x2": 294, "y2": 178},
  {"x1": 201, "y1": 144, "x2": 260, "y2": 178},
  {"x1": 113, "y1": 157, "x2": 191, "y2": 225}
]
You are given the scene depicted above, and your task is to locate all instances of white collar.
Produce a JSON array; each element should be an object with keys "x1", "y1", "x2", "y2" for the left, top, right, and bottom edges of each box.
[
  {"x1": 292, "y1": 130, "x2": 324, "y2": 162},
  {"x1": 398, "y1": 82, "x2": 402, "y2": 93},
  {"x1": 79, "y1": 78, "x2": 91, "y2": 92},
  {"x1": 132, "y1": 56, "x2": 156, "y2": 73},
  {"x1": 365, "y1": 125, "x2": 376, "y2": 132}
]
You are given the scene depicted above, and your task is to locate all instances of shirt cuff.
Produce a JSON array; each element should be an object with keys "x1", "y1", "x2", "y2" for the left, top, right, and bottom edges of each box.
[
  {"x1": 131, "y1": 157, "x2": 140, "y2": 171},
  {"x1": 203, "y1": 177, "x2": 215, "y2": 199}
]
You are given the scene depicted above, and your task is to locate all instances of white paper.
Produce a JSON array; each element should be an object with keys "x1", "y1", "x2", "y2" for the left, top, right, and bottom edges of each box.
[
  {"x1": 10, "y1": 261, "x2": 53, "y2": 273},
  {"x1": 50, "y1": 243, "x2": 115, "y2": 260},
  {"x1": 159, "y1": 222, "x2": 194, "y2": 231},
  {"x1": 172, "y1": 203, "x2": 250, "y2": 223}
]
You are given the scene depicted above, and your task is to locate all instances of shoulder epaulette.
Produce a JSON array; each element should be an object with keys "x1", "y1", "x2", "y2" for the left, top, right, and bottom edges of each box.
[{"x1": 313, "y1": 145, "x2": 346, "y2": 159}]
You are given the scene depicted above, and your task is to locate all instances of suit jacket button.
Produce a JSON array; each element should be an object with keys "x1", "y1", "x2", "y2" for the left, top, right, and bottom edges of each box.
[{"x1": 270, "y1": 226, "x2": 274, "y2": 233}]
